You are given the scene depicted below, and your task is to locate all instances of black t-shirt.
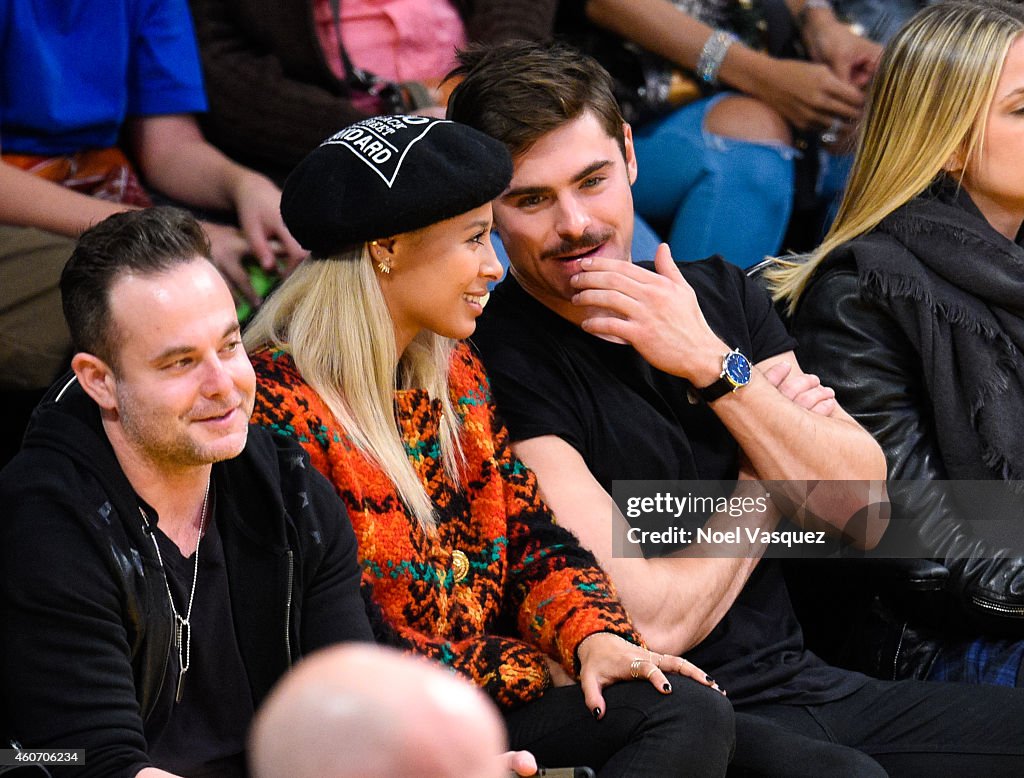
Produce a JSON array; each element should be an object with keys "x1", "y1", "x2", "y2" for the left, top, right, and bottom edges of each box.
[
  {"x1": 145, "y1": 487, "x2": 253, "y2": 777},
  {"x1": 473, "y1": 258, "x2": 867, "y2": 705}
]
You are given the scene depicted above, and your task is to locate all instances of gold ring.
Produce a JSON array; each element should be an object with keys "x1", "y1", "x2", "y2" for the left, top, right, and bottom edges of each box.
[
  {"x1": 645, "y1": 666, "x2": 657, "y2": 680},
  {"x1": 648, "y1": 650, "x2": 663, "y2": 668},
  {"x1": 629, "y1": 658, "x2": 644, "y2": 679}
]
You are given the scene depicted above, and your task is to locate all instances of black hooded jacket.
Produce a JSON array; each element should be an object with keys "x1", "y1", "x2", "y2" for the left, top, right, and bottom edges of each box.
[{"x1": 0, "y1": 376, "x2": 372, "y2": 777}]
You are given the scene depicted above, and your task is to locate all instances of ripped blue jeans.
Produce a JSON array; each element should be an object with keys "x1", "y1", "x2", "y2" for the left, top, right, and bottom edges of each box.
[{"x1": 631, "y1": 93, "x2": 797, "y2": 269}]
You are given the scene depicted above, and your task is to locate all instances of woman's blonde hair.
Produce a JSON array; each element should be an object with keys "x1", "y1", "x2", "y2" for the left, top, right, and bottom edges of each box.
[
  {"x1": 244, "y1": 246, "x2": 463, "y2": 532},
  {"x1": 769, "y1": 0, "x2": 1024, "y2": 314}
]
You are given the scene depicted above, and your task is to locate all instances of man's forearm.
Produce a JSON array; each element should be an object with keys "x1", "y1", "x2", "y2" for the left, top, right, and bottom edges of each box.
[
  {"x1": 564, "y1": 256, "x2": 888, "y2": 546},
  {"x1": 715, "y1": 370, "x2": 881, "y2": 479},
  {"x1": 635, "y1": 495, "x2": 780, "y2": 653},
  {"x1": 515, "y1": 435, "x2": 782, "y2": 657},
  {"x1": 711, "y1": 368, "x2": 888, "y2": 547}
]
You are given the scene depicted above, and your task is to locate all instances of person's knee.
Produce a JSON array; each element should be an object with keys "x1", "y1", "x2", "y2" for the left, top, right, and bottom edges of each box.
[
  {"x1": 805, "y1": 745, "x2": 887, "y2": 778},
  {"x1": 731, "y1": 712, "x2": 886, "y2": 778},
  {"x1": 731, "y1": 743, "x2": 886, "y2": 778},
  {"x1": 704, "y1": 96, "x2": 792, "y2": 146},
  {"x1": 650, "y1": 676, "x2": 736, "y2": 754}
]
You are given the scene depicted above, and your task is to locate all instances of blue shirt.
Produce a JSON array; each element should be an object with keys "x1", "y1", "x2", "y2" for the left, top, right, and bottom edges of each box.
[{"x1": 0, "y1": 0, "x2": 208, "y2": 154}]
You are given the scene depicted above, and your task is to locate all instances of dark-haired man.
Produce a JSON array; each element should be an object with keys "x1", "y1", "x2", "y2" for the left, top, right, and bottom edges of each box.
[
  {"x1": 450, "y1": 39, "x2": 1024, "y2": 774},
  {"x1": 0, "y1": 207, "x2": 372, "y2": 777}
]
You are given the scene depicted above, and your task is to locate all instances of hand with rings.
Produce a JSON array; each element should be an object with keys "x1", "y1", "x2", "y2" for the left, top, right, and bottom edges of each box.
[
  {"x1": 575, "y1": 633, "x2": 724, "y2": 720},
  {"x1": 630, "y1": 651, "x2": 663, "y2": 681}
]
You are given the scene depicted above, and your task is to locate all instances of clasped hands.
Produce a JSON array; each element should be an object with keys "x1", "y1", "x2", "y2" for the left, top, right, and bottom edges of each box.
[{"x1": 569, "y1": 244, "x2": 837, "y2": 415}]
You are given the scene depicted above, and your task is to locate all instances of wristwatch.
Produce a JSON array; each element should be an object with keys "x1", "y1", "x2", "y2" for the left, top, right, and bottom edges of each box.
[{"x1": 697, "y1": 348, "x2": 752, "y2": 402}]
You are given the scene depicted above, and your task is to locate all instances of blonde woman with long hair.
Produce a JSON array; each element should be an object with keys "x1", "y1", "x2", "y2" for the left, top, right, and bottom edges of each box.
[
  {"x1": 244, "y1": 116, "x2": 733, "y2": 776},
  {"x1": 770, "y1": 0, "x2": 1024, "y2": 686}
]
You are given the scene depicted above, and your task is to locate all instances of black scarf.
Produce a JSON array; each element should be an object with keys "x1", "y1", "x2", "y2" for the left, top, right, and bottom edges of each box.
[{"x1": 852, "y1": 179, "x2": 1024, "y2": 484}]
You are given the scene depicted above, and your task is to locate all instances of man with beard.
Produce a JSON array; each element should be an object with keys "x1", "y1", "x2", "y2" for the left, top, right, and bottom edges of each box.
[
  {"x1": 0, "y1": 207, "x2": 372, "y2": 778},
  {"x1": 449, "y1": 39, "x2": 1024, "y2": 775}
]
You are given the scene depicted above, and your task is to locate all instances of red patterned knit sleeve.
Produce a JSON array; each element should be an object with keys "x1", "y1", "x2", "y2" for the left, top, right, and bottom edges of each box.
[
  {"x1": 456, "y1": 347, "x2": 643, "y2": 676},
  {"x1": 377, "y1": 621, "x2": 555, "y2": 709},
  {"x1": 499, "y1": 423, "x2": 643, "y2": 676}
]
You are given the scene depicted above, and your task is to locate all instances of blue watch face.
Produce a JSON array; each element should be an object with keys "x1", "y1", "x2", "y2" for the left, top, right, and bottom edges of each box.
[{"x1": 724, "y1": 351, "x2": 751, "y2": 387}]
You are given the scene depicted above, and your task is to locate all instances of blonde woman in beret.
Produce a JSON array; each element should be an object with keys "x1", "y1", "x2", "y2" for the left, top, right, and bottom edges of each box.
[{"x1": 245, "y1": 116, "x2": 732, "y2": 776}]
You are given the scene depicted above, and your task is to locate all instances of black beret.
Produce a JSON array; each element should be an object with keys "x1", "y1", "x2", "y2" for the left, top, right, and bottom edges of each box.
[{"x1": 281, "y1": 116, "x2": 513, "y2": 257}]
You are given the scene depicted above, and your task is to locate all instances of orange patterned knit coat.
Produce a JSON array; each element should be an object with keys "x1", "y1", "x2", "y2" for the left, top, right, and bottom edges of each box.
[{"x1": 250, "y1": 343, "x2": 641, "y2": 709}]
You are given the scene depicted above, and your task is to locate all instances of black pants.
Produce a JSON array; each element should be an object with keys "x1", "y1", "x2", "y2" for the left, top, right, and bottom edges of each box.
[
  {"x1": 504, "y1": 674, "x2": 735, "y2": 777},
  {"x1": 732, "y1": 678, "x2": 1024, "y2": 777}
]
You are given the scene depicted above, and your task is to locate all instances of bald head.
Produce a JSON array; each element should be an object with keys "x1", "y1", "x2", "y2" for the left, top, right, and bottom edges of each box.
[{"x1": 250, "y1": 645, "x2": 508, "y2": 778}]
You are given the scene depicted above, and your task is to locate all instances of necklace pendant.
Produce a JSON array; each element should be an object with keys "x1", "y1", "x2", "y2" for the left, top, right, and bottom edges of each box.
[
  {"x1": 143, "y1": 476, "x2": 209, "y2": 706},
  {"x1": 175, "y1": 669, "x2": 187, "y2": 703}
]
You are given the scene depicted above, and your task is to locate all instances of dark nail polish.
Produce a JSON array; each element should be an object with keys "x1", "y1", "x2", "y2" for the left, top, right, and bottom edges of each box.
[
  {"x1": 663, "y1": 683, "x2": 672, "y2": 692},
  {"x1": 593, "y1": 707, "x2": 601, "y2": 719},
  {"x1": 705, "y1": 675, "x2": 715, "y2": 684}
]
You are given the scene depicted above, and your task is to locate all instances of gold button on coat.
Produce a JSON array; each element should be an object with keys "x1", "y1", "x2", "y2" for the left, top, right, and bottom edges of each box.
[{"x1": 451, "y1": 549, "x2": 470, "y2": 583}]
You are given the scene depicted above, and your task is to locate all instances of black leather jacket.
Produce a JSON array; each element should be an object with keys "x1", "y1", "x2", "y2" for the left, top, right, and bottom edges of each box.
[
  {"x1": 0, "y1": 377, "x2": 372, "y2": 777},
  {"x1": 793, "y1": 250, "x2": 1024, "y2": 635}
]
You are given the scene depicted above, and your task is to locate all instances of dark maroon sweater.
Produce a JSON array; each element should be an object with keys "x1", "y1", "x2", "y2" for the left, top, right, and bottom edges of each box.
[{"x1": 188, "y1": 0, "x2": 556, "y2": 182}]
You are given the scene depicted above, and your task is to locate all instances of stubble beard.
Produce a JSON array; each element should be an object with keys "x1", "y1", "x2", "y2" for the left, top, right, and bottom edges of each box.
[{"x1": 115, "y1": 384, "x2": 252, "y2": 469}]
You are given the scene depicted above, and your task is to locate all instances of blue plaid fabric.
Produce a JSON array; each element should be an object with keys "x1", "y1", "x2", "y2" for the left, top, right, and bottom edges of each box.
[{"x1": 927, "y1": 637, "x2": 1024, "y2": 687}]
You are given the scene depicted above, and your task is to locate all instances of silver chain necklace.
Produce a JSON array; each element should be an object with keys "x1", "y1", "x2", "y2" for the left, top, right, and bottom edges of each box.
[{"x1": 139, "y1": 478, "x2": 210, "y2": 704}]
